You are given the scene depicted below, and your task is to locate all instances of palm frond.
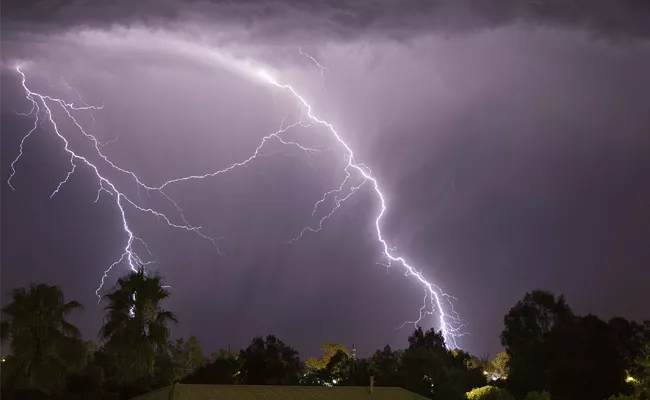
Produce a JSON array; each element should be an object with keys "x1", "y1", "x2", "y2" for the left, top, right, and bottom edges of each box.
[
  {"x1": 156, "y1": 310, "x2": 178, "y2": 324},
  {"x1": 62, "y1": 300, "x2": 83, "y2": 314},
  {"x1": 99, "y1": 268, "x2": 177, "y2": 383},
  {"x1": 61, "y1": 320, "x2": 82, "y2": 338}
]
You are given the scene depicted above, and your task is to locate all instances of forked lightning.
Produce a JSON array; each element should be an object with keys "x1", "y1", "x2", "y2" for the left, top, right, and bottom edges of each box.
[{"x1": 10, "y1": 47, "x2": 464, "y2": 347}]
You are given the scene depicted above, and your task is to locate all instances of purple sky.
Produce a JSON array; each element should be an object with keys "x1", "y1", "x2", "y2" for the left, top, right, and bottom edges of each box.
[{"x1": 2, "y1": 0, "x2": 650, "y2": 359}]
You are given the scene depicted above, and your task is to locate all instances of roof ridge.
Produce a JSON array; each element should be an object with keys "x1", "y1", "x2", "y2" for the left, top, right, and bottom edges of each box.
[
  {"x1": 174, "y1": 384, "x2": 413, "y2": 392},
  {"x1": 176, "y1": 384, "x2": 379, "y2": 389}
]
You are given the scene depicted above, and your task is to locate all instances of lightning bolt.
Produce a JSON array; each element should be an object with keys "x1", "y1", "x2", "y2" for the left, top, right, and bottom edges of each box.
[
  {"x1": 11, "y1": 66, "x2": 320, "y2": 301},
  {"x1": 12, "y1": 67, "x2": 227, "y2": 301},
  {"x1": 298, "y1": 48, "x2": 328, "y2": 91},
  {"x1": 10, "y1": 46, "x2": 464, "y2": 347},
  {"x1": 252, "y1": 67, "x2": 465, "y2": 348}
]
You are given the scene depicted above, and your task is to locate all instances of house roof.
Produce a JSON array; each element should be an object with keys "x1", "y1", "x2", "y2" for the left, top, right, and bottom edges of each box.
[{"x1": 131, "y1": 384, "x2": 430, "y2": 400}]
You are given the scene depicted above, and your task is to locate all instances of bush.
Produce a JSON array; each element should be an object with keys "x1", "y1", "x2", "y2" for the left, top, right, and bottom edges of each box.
[
  {"x1": 525, "y1": 391, "x2": 551, "y2": 400},
  {"x1": 466, "y1": 385, "x2": 515, "y2": 400}
]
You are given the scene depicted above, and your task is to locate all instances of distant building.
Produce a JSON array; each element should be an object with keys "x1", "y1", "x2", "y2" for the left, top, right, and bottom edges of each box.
[
  {"x1": 131, "y1": 383, "x2": 429, "y2": 400},
  {"x1": 351, "y1": 343, "x2": 357, "y2": 361}
]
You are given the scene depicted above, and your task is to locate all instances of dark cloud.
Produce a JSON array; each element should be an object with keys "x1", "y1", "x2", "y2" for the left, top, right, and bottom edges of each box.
[{"x1": 2, "y1": 0, "x2": 650, "y2": 42}]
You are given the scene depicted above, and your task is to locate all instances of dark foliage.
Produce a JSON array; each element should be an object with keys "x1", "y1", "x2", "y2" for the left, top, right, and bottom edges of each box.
[
  {"x1": 397, "y1": 327, "x2": 486, "y2": 399},
  {"x1": 371, "y1": 345, "x2": 401, "y2": 386},
  {"x1": 502, "y1": 290, "x2": 650, "y2": 400},
  {"x1": 183, "y1": 350, "x2": 241, "y2": 384},
  {"x1": 100, "y1": 268, "x2": 177, "y2": 387},
  {"x1": 239, "y1": 334, "x2": 303, "y2": 385},
  {"x1": 546, "y1": 314, "x2": 627, "y2": 399},
  {"x1": 501, "y1": 290, "x2": 574, "y2": 396},
  {"x1": 3, "y1": 275, "x2": 648, "y2": 400},
  {"x1": 0, "y1": 284, "x2": 86, "y2": 395}
]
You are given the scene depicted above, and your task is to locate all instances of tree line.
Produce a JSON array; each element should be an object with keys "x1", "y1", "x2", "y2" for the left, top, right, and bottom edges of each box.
[{"x1": 1, "y1": 268, "x2": 648, "y2": 400}]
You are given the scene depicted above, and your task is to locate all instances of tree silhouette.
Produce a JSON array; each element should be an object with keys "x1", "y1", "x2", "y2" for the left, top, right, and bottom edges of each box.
[
  {"x1": 629, "y1": 341, "x2": 650, "y2": 399},
  {"x1": 546, "y1": 314, "x2": 627, "y2": 399},
  {"x1": 501, "y1": 291, "x2": 648, "y2": 400},
  {"x1": 100, "y1": 268, "x2": 177, "y2": 385},
  {"x1": 399, "y1": 327, "x2": 486, "y2": 400},
  {"x1": 346, "y1": 358, "x2": 372, "y2": 387},
  {"x1": 501, "y1": 290, "x2": 574, "y2": 396},
  {"x1": 408, "y1": 326, "x2": 446, "y2": 352},
  {"x1": 0, "y1": 283, "x2": 85, "y2": 394},
  {"x1": 239, "y1": 335, "x2": 302, "y2": 385},
  {"x1": 370, "y1": 345, "x2": 400, "y2": 386},
  {"x1": 610, "y1": 317, "x2": 650, "y2": 377},
  {"x1": 183, "y1": 348, "x2": 242, "y2": 384},
  {"x1": 155, "y1": 336, "x2": 206, "y2": 385}
]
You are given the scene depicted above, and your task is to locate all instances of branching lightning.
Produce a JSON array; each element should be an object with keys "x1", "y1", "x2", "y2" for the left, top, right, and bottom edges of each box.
[
  {"x1": 11, "y1": 66, "x2": 320, "y2": 300},
  {"x1": 10, "y1": 46, "x2": 464, "y2": 347},
  {"x1": 298, "y1": 48, "x2": 328, "y2": 91},
  {"x1": 13, "y1": 67, "x2": 228, "y2": 301},
  {"x1": 253, "y1": 67, "x2": 465, "y2": 348}
]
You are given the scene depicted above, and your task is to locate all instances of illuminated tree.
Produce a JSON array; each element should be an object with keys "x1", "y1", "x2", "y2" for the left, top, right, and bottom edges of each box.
[
  {"x1": 303, "y1": 342, "x2": 351, "y2": 385},
  {"x1": 305, "y1": 342, "x2": 349, "y2": 371},
  {"x1": 491, "y1": 351, "x2": 509, "y2": 380},
  {"x1": 632, "y1": 342, "x2": 650, "y2": 399},
  {"x1": 466, "y1": 386, "x2": 515, "y2": 400}
]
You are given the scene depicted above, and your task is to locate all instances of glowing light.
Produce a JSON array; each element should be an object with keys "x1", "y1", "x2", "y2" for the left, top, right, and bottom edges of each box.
[
  {"x1": 13, "y1": 67, "x2": 222, "y2": 302},
  {"x1": 257, "y1": 68, "x2": 274, "y2": 83},
  {"x1": 11, "y1": 66, "x2": 316, "y2": 302},
  {"x1": 9, "y1": 43, "x2": 464, "y2": 347},
  {"x1": 254, "y1": 65, "x2": 464, "y2": 348}
]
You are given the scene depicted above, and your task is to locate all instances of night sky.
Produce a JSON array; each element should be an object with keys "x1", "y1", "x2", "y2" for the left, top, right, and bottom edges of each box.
[{"x1": 2, "y1": 0, "x2": 650, "y2": 359}]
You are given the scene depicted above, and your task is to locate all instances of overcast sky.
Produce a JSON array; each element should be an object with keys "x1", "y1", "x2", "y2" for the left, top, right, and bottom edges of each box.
[{"x1": 2, "y1": 0, "x2": 650, "y2": 358}]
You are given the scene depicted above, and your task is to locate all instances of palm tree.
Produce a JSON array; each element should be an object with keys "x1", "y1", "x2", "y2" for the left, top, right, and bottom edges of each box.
[
  {"x1": 0, "y1": 283, "x2": 86, "y2": 394},
  {"x1": 100, "y1": 268, "x2": 177, "y2": 385}
]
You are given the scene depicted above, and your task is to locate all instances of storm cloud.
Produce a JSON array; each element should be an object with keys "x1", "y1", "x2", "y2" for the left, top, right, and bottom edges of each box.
[{"x1": 3, "y1": 0, "x2": 650, "y2": 42}]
